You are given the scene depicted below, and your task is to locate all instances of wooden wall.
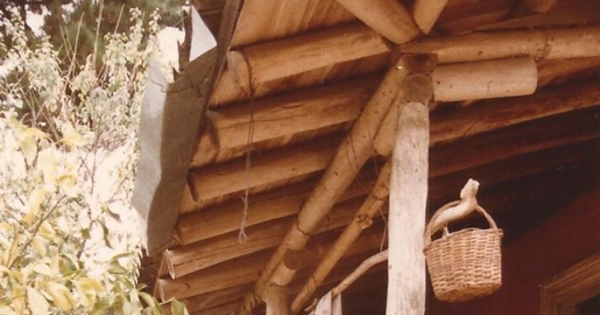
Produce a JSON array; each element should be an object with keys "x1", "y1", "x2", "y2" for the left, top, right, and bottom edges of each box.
[{"x1": 427, "y1": 186, "x2": 600, "y2": 315}]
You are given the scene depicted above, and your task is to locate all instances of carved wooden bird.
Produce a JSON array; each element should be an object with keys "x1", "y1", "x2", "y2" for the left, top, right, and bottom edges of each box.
[{"x1": 426, "y1": 179, "x2": 480, "y2": 241}]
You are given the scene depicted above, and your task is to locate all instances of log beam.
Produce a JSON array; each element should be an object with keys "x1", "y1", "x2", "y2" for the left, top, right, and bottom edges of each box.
[
  {"x1": 167, "y1": 197, "x2": 364, "y2": 278},
  {"x1": 402, "y1": 26, "x2": 600, "y2": 64},
  {"x1": 185, "y1": 137, "x2": 339, "y2": 212},
  {"x1": 291, "y1": 160, "x2": 392, "y2": 313},
  {"x1": 413, "y1": 0, "x2": 449, "y2": 34},
  {"x1": 233, "y1": 58, "x2": 409, "y2": 315},
  {"x1": 334, "y1": 0, "x2": 419, "y2": 44},
  {"x1": 159, "y1": 221, "x2": 387, "y2": 301},
  {"x1": 179, "y1": 79, "x2": 600, "y2": 245},
  {"x1": 432, "y1": 57, "x2": 537, "y2": 102},
  {"x1": 192, "y1": 76, "x2": 380, "y2": 168},
  {"x1": 227, "y1": 23, "x2": 389, "y2": 92}
]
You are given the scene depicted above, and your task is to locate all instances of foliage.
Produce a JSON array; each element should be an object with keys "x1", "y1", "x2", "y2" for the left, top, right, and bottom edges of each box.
[
  {"x1": 0, "y1": 7, "x2": 186, "y2": 315},
  {"x1": 0, "y1": 0, "x2": 182, "y2": 66}
]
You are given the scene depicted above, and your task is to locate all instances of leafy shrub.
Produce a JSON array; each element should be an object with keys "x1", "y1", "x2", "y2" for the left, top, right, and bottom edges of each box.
[{"x1": 0, "y1": 7, "x2": 185, "y2": 315}]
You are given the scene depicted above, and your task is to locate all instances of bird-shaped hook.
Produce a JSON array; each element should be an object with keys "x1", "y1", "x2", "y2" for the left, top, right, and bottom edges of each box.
[{"x1": 425, "y1": 179, "x2": 480, "y2": 247}]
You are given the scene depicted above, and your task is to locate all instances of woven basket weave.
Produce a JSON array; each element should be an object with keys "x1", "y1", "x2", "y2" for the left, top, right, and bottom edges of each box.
[{"x1": 424, "y1": 203, "x2": 503, "y2": 302}]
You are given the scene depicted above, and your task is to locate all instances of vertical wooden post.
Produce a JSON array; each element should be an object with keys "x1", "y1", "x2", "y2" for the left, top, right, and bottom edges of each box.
[
  {"x1": 265, "y1": 284, "x2": 290, "y2": 315},
  {"x1": 386, "y1": 70, "x2": 432, "y2": 315}
]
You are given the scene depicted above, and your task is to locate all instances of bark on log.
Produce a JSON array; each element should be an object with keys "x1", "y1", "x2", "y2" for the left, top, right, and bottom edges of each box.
[
  {"x1": 431, "y1": 57, "x2": 538, "y2": 102},
  {"x1": 227, "y1": 23, "x2": 389, "y2": 91},
  {"x1": 386, "y1": 98, "x2": 430, "y2": 315},
  {"x1": 234, "y1": 58, "x2": 409, "y2": 315},
  {"x1": 335, "y1": 0, "x2": 419, "y2": 44},
  {"x1": 413, "y1": 0, "x2": 449, "y2": 34},
  {"x1": 402, "y1": 26, "x2": 600, "y2": 64}
]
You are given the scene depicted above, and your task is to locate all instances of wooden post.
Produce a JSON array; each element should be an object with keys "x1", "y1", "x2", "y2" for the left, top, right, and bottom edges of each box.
[
  {"x1": 265, "y1": 285, "x2": 290, "y2": 315},
  {"x1": 386, "y1": 72, "x2": 432, "y2": 315},
  {"x1": 335, "y1": 0, "x2": 419, "y2": 44}
]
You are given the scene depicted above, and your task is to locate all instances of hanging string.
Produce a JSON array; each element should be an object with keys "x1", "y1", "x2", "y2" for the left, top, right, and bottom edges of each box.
[{"x1": 239, "y1": 50, "x2": 255, "y2": 243}]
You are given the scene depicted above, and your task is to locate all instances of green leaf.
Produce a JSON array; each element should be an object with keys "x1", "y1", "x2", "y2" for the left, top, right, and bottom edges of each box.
[{"x1": 27, "y1": 286, "x2": 50, "y2": 315}]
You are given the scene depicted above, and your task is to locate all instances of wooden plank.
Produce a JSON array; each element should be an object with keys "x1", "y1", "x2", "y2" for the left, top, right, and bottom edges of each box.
[
  {"x1": 191, "y1": 76, "x2": 380, "y2": 168},
  {"x1": 429, "y1": 138, "x2": 600, "y2": 210},
  {"x1": 432, "y1": 57, "x2": 537, "y2": 101},
  {"x1": 430, "y1": 78, "x2": 600, "y2": 146},
  {"x1": 435, "y1": 0, "x2": 515, "y2": 35},
  {"x1": 477, "y1": 0, "x2": 600, "y2": 31},
  {"x1": 430, "y1": 105, "x2": 600, "y2": 178},
  {"x1": 335, "y1": 0, "x2": 419, "y2": 44},
  {"x1": 231, "y1": 0, "x2": 355, "y2": 47},
  {"x1": 402, "y1": 26, "x2": 600, "y2": 64},
  {"x1": 537, "y1": 57, "x2": 600, "y2": 87},
  {"x1": 227, "y1": 23, "x2": 389, "y2": 92},
  {"x1": 524, "y1": 0, "x2": 558, "y2": 12}
]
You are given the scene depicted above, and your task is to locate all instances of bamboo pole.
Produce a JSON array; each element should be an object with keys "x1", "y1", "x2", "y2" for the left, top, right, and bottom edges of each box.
[
  {"x1": 291, "y1": 160, "x2": 392, "y2": 313},
  {"x1": 413, "y1": 0, "x2": 449, "y2": 34},
  {"x1": 432, "y1": 57, "x2": 538, "y2": 102},
  {"x1": 227, "y1": 23, "x2": 389, "y2": 90},
  {"x1": 334, "y1": 0, "x2": 419, "y2": 44},
  {"x1": 402, "y1": 26, "x2": 600, "y2": 64},
  {"x1": 234, "y1": 58, "x2": 409, "y2": 315},
  {"x1": 386, "y1": 72, "x2": 431, "y2": 315}
]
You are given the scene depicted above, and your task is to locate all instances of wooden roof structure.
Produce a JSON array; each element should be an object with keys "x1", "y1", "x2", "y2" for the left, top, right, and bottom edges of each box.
[{"x1": 135, "y1": 0, "x2": 600, "y2": 314}]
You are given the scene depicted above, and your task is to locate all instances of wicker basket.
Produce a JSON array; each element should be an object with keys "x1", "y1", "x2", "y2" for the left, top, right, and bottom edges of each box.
[{"x1": 424, "y1": 202, "x2": 503, "y2": 302}]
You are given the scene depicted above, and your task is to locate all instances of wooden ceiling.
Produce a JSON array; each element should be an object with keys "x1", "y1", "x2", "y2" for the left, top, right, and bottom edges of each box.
[{"x1": 139, "y1": 0, "x2": 600, "y2": 314}]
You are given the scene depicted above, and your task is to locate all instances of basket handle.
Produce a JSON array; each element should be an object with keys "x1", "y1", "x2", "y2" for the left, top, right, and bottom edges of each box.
[{"x1": 424, "y1": 202, "x2": 498, "y2": 248}]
